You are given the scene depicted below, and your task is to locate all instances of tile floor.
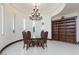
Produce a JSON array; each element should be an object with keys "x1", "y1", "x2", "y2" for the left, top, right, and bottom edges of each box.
[{"x1": 1, "y1": 40, "x2": 79, "y2": 55}]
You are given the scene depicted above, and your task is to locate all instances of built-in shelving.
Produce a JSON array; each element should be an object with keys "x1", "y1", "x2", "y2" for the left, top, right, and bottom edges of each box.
[{"x1": 51, "y1": 16, "x2": 77, "y2": 43}]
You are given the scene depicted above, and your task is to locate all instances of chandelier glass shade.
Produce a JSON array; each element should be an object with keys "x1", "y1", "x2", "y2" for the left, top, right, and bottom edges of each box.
[{"x1": 29, "y1": 4, "x2": 42, "y2": 20}]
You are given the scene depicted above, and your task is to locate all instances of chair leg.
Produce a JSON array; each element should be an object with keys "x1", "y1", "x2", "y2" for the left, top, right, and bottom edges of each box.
[
  {"x1": 26, "y1": 45, "x2": 29, "y2": 50},
  {"x1": 41, "y1": 42, "x2": 45, "y2": 49},
  {"x1": 26, "y1": 43, "x2": 30, "y2": 50},
  {"x1": 45, "y1": 43, "x2": 47, "y2": 47},
  {"x1": 46, "y1": 44, "x2": 47, "y2": 47},
  {"x1": 23, "y1": 44, "x2": 25, "y2": 48},
  {"x1": 42, "y1": 44, "x2": 45, "y2": 49}
]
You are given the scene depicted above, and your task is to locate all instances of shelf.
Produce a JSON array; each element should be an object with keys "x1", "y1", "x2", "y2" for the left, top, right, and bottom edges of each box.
[{"x1": 52, "y1": 16, "x2": 76, "y2": 43}]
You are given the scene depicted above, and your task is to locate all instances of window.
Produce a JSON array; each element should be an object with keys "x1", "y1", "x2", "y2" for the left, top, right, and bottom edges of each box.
[
  {"x1": 23, "y1": 18, "x2": 26, "y2": 30},
  {"x1": 0, "y1": 5, "x2": 4, "y2": 35},
  {"x1": 13, "y1": 15, "x2": 16, "y2": 33}
]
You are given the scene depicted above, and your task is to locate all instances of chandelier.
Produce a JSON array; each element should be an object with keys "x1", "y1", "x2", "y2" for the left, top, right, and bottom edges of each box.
[{"x1": 29, "y1": 4, "x2": 42, "y2": 20}]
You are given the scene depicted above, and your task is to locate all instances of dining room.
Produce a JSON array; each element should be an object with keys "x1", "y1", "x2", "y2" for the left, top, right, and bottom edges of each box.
[{"x1": 0, "y1": 3, "x2": 79, "y2": 55}]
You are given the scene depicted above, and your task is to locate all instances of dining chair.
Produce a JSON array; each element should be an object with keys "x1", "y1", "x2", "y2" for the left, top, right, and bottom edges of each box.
[
  {"x1": 22, "y1": 31, "x2": 32, "y2": 49},
  {"x1": 43, "y1": 31, "x2": 48, "y2": 47},
  {"x1": 27, "y1": 31, "x2": 31, "y2": 40},
  {"x1": 41, "y1": 30, "x2": 45, "y2": 39},
  {"x1": 39, "y1": 30, "x2": 45, "y2": 49}
]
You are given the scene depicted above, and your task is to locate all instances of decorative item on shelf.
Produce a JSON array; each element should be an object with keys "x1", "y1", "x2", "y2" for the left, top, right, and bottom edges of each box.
[
  {"x1": 61, "y1": 16, "x2": 64, "y2": 20},
  {"x1": 29, "y1": 3, "x2": 42, "y2": 21}
]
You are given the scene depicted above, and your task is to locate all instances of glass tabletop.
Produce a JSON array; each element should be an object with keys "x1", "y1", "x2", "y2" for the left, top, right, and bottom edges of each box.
[{"x1": 31, "y1": 38, "x2": 42, "y2": 40}]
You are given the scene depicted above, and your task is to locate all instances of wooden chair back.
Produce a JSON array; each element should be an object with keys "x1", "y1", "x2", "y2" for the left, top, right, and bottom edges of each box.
[
  {"x1": 41, "y1": 30, "x2": 45, "y2": 39},
  {"x1": 22, "y1": 31, "x2": 28, "y2": 44}
]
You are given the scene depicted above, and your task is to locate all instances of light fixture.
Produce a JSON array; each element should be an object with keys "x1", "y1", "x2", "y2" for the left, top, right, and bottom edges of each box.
[{"x1": 29, "y1": 3, "x2": 42, "y2": 20}]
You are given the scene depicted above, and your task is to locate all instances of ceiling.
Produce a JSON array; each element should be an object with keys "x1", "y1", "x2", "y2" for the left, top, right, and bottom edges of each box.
[
  {"x1": 57, "y1": 3, "x2": 79, "y2": 16},
  {"x1": 10, "y1": 3, "x2": 66, "y2": 17}
]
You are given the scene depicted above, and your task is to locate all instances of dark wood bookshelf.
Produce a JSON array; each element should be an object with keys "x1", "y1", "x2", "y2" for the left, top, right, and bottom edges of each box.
[{"x1": 51, "y1": 16, "x2": 77, "y2": 43}]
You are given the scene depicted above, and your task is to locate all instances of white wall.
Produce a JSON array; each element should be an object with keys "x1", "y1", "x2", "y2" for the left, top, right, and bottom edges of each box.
[
  {"x1": 76, "y1": 15, "x2": 79, "y2": 42},
  {"x1": 0, "y1": 4, "x2": 25, "y2": 50},
  {"x1": 0, "y1": 4, "x2": 52, "y2": 51},
  {"x1": 0, "y1": 3, "x2": 66, "y2": 51}
]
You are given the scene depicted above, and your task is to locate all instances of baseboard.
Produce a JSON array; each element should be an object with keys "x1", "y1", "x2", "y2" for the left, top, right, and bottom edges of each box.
[
  {"x1": 75, "y1": 42, "x2": 79, "y2": 44},
  {"x1": 48, "y1": 39, "x2": 52, "y2": 40},
  {"x1": 0, "y1": 39, "x2": 23, "y2": 54}
]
